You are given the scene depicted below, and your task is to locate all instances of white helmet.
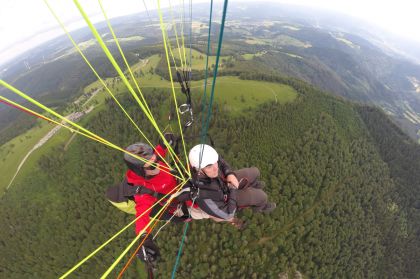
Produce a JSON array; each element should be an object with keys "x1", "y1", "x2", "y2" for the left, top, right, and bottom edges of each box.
[{"x1": 189, "y1": 144, "x2": 218, "y2": 169}]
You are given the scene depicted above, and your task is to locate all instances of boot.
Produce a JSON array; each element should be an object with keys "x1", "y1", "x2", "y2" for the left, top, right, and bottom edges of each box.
[
  {"x1": 229, "y1": 217, "x2": 246, "y2": 230},
  {"x1": 253, "y1": 181, "x2": 265, "y2": 189},
  {"x1": 261, "y1": 202, "x2": 276, "y2": 213},
  {"x1": 253, "y1": 202, "x2": 276, "y2": 213}
]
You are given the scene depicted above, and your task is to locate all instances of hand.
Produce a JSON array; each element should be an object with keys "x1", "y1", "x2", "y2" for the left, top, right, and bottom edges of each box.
[
  {"x1": 226, "y1": 174, "x2": 239, "y2": 189},
  {"x1": 164, "y1": 133, "x2": 176, "y2": 146},
  {"x1": 137, "y1": 234, "x2": 160, "y2": 264}
]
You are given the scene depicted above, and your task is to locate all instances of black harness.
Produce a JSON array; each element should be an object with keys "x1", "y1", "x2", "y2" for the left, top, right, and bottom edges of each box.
[
  {"x1": 106, "y1": 178, "x2": 167, "y2": 204},
  {"x1": 127, "y1": 180, "x2": 167, "y2": 200},
  {"x1": 188, "y1": 173, "x2": 230, "y2": 202}
]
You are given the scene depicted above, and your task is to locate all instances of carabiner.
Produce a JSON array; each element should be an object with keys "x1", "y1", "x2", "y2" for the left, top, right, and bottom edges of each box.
[{"x1": 178, "y1": 103, "x2": 191, "y2": 114}]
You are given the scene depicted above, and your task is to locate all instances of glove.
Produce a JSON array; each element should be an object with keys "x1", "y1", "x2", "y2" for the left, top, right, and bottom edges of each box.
[
  {"x1": 136, "y1": 234, "x2": 160, "y2": 264},
  {"x1": 160, "y1": 133, "x2": 176, "y2": 147}
]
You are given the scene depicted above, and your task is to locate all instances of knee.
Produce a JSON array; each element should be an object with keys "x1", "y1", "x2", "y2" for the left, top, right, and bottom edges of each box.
[
  {"x1": 256, "y1": 189, "x2": 267, "y2": 205},
  {"x1": 250, "y1": 167, "x2": 260, "y2": 179}
]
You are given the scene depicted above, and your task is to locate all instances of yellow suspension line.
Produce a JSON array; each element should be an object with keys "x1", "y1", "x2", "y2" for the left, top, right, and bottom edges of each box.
[
  {"x1": 97, "y1": 0, "x2": 153, "y2": 118},
  {"x1": 100, "y1": 180, "x2": 188, "y2": 278},
  {"x1": 73, "y1": 0, "x2": 187, "y2": 178},
  {"x1": 96, "y1": 0, "x2": 187, "y2": 176},
  {"x1": 0, "y1": 81, "x2": 181, "y2": 179},
  {"x1": 43, "y1": 0, "x2": 179, "y2": 176},
  {"x1": 138, "y1": 0, "x2": 178, "y2": 71},
  {"x1": 156, "y1": 5, "x2": 182, "y2": 71},
  {"x1": 165, "y1": 33, "x2": 180, "y2": 70},
  {"x1": 165, "y1": 33, "x2": 181, "y2": 72},
  {"x1": 180, "y1": 0, "x2": 188, "y2": 71},
  {"x1": 0, "y1": 95, "x2": 176, "y2": 177},
  {"x1": 158, "y1": 0, "x2": 191, "y2": 176},
  {"x1": 0, "y1": 95, "x2": 92, "y2": 138},
  {"x1": 155, "y1": 28, "x2": 191, "y2": 174},
  {"x1": 168, "y1": 0, "x2": 185, "y2": 69},
  {"x1": 139, "y1": 3, "x2": 188, "y2": 171},
  {"x1": 60, "y1": 181, "x2": 188, "y2": 279}
]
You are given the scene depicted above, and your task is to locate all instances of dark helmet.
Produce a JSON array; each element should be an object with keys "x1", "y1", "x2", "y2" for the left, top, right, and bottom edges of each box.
[{"x1": 124, "y1": 143, "x2": 154, "y2": 176}]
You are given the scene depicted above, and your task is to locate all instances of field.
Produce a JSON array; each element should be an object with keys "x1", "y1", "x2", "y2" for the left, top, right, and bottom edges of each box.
[
  {"x1": 0, "y1": 122, "x2": 49, "y2": 192},
  {"x1": 274, "y1": 35, "x2": 311, "y2": 48},
  {"x1": 170, "y1": 48, "x2": 230, "y2": 70},
  {"x1": 193, "y1": 76, "x2": 297, "y2": 114},
  {"x1": 0, "y1": 121, "x2": 72, "y2": 193},
  {"x1": 242, "y1": 51, "x2": 266, "y2": 60}
]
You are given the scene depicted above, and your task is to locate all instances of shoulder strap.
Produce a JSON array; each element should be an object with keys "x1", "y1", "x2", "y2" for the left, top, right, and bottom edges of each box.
[{"x1": 124, "y1": 179, "x2": 167, "y2": 199}]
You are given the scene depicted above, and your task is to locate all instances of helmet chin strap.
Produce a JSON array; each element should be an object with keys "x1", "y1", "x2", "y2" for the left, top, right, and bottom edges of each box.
[
  {"x1": 199, "y1": 169, "x2": 208, "y2": 178},
  {"x1": 144, "y1": 168, "x2": 160, "y2": 178}
]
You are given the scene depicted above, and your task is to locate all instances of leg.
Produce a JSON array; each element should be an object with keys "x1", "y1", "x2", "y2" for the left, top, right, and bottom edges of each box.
[
  {"x1": 234, "y1": 167, "x2": 260, "y2": 189},
  {"x1": 188, "y1": 206, "x2": 243, "y2": 228},
  {"x1": 235, "y1": 187, "x2": 268, "y2": 210}
]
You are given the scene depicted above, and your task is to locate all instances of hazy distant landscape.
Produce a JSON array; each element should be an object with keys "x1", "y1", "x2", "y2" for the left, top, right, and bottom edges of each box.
[
  {"x1": 1, "y1": 3, "x2": 419, "y2": 143},
  {"x1": 0, "y1": 2, "x2": 419, "y2": 278}
]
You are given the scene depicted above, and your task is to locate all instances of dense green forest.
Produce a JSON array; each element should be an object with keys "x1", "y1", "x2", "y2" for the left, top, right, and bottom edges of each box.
[{"x1": 0, "y1": 75, "x2": 419, "y2": 278}]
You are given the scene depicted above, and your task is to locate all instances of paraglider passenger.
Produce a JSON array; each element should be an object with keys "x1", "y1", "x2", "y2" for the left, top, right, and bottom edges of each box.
[{"x1": 185, "y1": 144, "x2": 276, "y2": 228}]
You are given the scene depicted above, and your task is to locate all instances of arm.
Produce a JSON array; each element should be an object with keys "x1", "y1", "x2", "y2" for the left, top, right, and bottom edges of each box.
[
  {"x1": 219, "y1": 156, "x2": 234, "y2": 176},
  {"x1": 219, "y1": 157, "x2": 239, "y2": 188},
  {"x1": 155, "y1": 133, "x2": 176, "y2": 158},
  {"x1": 134, "y1": 194, "x2": 157, "y2": 234}
]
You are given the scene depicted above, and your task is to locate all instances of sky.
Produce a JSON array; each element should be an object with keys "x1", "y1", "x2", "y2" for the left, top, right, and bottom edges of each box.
[{"x1": 0, "y1": 0, "x2": 419, "y2": 66}]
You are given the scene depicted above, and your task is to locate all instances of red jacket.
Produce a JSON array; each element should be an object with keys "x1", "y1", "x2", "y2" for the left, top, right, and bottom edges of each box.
[{"x1": 126, "y1": 145, "x2": 178, "y2": 234}]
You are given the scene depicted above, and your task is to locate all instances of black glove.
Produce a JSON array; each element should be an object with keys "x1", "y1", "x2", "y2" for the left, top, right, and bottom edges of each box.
[
  {"x1": 159, "y1": 133, "x2": 176, "y2": 147},
  {"x1": 137, "y1": 234, "x2": 160, "y2": 264}
]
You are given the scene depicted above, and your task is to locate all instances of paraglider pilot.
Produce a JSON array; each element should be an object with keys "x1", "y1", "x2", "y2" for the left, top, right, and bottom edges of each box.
[{"x1": 120, "y1": 134, "x2": 187, "y2": 265}]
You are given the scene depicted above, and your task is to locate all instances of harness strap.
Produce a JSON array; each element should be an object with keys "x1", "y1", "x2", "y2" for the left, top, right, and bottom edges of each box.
[
  {"x1": 176, "y1": 71, "x2": 187, "y2": 94},
  {"x1": 135, "y1": 185, "x2": 167, "y2": 199},
  {"x1": 196, "y1": 188, "x2": 227, "y2": 201},
  {"x1": 121, "y1": 179, "x2": 167, "y2": 200}
]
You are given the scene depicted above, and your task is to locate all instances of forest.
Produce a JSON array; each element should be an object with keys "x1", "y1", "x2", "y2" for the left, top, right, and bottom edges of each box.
[{"x1": 1, "y1": 74, "x2": 419, "y2": 278}]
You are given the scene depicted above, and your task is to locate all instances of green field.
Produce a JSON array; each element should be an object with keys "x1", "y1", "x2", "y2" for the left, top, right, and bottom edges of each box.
[
  {"x1": 171, "y1": 48, "x2": 230, "y2": 70},
  {"x1": 275, "y1": 35, "x2": 311, "y2": 48},
  {"x1": 242, "y1": 51, "x2": 267, "y2": 60},
  {"x1": 192, "y1": 76, "x2": 297, "y2": 114},
  {"x1": 245, "y1": 38, "x2": 268, "y2": 45}
]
